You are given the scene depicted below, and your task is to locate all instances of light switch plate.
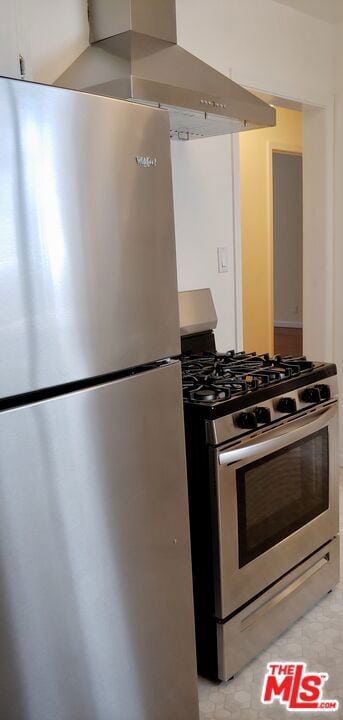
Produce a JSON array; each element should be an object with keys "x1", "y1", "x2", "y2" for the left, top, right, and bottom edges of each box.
[{"x1": 217, "y1": 246, "x2": 229, "y2": 273}]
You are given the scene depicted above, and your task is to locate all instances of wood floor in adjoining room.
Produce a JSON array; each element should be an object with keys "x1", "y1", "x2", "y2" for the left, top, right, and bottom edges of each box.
[{"x1": 274, "y1": 326, "x2": 302, "y2": 357}]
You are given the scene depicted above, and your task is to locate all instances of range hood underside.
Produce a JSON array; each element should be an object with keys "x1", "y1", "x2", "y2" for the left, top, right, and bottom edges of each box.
[
  {"x1": 56, "y1": 33, "x2": 275, "y2": 139},
  {"x1": 86, "y1": 76, "x2": 254, "y2": 140}
]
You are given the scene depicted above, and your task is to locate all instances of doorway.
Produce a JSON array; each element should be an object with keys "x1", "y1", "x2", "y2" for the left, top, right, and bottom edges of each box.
[
  {"x1": 273, "y1": 150, "x2": 303, "y2": 356},
  {"x1": 239, "y1": 105, "x2": 303, "y2": 356}
]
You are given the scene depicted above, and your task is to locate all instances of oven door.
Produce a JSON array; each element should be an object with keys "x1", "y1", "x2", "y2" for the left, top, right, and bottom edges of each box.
[{"x1": 213, "y1": 402, "x2": 338, "y2": 619}]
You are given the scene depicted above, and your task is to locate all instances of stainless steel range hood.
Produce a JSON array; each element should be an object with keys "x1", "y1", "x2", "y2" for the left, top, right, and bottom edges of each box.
[{"x1": 55, "y1": 0, "x2": 276, "y2": 140}]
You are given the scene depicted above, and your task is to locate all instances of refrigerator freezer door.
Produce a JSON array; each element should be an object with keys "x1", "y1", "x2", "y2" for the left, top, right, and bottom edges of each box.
[
  {"x1": 0, "y1": 361, "x2": 199, "y2": 720},
  {"x1": 0, "y1": 77, "x2": 180, "y2": 398}
]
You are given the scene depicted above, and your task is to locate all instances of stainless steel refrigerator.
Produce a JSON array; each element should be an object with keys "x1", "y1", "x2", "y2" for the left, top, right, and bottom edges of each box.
[{"x1": 0, "y1": 77, "x2": 199, "y2": 720}]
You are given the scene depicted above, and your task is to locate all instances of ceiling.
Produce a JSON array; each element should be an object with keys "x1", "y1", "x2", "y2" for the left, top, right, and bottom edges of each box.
[{"x1": 272, "y1": 0, "x2": 343, "y2": 24}]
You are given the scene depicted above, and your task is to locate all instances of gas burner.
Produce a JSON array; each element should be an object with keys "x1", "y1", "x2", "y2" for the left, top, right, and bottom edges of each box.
[
  {"x1": 181, "y1": 347, "x2": 320, "y2": 406},
  {"x1": 275, "y1": 355, "x2": 314, "y2": 372},
  {"x1": 214, "y1": 351, "x2": 258, "y2": 362},
  {"x1": 211, "y1": 375, "x2": 251, "y2": 393},
  {"x1": 183, "y1": 382, "x2": 231, "y2": 403},
  {"x1": 181, "y1": 359, "x2": 214, "y2": 372},
  {"x1": 248, "y1": 366, "x2": 292, "y2": 382}
]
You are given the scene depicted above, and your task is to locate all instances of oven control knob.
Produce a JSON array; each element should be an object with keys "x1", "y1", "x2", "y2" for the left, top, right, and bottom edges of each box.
[
  {"x1": 300, "y1": 387, "x2": 321, "y2": 404},
  {"x1": 315, "y1": 384, "x2": 331, "y2": 401},
  {"x1": 235, "y1": 412, "x2": 257, "y2": 430},
  {"x1": 277, "y1": 397, "x2": 297, "y2": 414},
  {"x1": 254, "y1": 406, "x2": 271, "y2": 424}
]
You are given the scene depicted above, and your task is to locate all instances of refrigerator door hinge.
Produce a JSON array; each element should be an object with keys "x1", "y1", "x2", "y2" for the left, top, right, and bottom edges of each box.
[{"x1": 19, "y1": 55, "x2": 26, "y2": 79}]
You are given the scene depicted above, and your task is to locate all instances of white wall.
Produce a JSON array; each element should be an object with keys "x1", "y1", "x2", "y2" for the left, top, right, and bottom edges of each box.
[
  {"x1": 171, "y1": 0, "x2": 335, "y2": 353},
  {"x1": 14, "y1": 0, "x2": 89, "y2": 84},
  {"x1": 171, "y1": 136, "x2": 237, "y2": 351},
  {"x1": 0, "y1": 1, "x2": 21, "y2": 78},
  {"x1": 175, "y1": 0, "x2": 334, "y2": 105},
  {"x1": 334, "y1": 22, "x2": 343, "y2": 464},
  {"x1": 302, "y1": 103, "x2": 335, "y2": 363},
  {"x1": 4, "y1": 0, "x2": 335, "y2": 104}
]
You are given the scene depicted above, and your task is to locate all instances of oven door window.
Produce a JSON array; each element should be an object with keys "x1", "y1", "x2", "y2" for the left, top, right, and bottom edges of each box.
[{"x1": 236, "y1": 428, "x2": 329, "y2": 568}]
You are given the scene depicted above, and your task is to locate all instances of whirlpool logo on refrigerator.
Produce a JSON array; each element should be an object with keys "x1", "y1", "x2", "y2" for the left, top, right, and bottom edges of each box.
[
  {"x1": 136, "y1": 156, "x2": 158, "y2": 168},
  {"x1": 261, "y1": 662, "x2": 339, "y2": 712}
]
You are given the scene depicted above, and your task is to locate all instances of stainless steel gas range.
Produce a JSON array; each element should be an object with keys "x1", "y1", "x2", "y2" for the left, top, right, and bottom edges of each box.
[{"x1": 179, "y1": 289, "x2": 340, "y2": 682}]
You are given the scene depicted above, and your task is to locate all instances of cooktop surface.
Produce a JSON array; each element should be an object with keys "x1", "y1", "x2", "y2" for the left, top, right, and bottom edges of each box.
[{"x1": 181, "y1": 347, "x2": 336, "y2": 419}]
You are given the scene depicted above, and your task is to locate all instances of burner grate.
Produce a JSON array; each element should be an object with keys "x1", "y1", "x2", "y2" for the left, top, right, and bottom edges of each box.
[{"x1": 181, "y1": 349, "x2": 315, "y2": 405}]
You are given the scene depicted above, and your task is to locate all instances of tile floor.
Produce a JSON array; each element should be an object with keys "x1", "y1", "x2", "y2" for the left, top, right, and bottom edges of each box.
[{"x1": 197, "y1": 476, "x2": 343, "y2": 719}]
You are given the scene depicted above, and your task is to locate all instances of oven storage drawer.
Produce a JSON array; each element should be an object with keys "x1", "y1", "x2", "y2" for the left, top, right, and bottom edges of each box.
[{"x1": 217, "y1": 537, "x2": 339, "y2": 681}]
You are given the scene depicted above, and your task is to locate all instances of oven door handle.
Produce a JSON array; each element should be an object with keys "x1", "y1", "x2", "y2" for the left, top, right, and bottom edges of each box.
[{"x1": 218, "y1": 403, "x2": 337, "y2": 466}]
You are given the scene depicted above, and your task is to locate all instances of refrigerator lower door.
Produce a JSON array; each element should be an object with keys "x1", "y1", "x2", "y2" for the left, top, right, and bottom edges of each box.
[{"x1": 0, "y1": 362, "x2": 199, "y2": 720}]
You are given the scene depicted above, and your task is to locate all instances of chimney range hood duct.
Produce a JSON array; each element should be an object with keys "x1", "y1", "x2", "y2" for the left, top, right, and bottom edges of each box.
[{"x1": 55, "y1": 0, "x2": 276, "y2": 140}]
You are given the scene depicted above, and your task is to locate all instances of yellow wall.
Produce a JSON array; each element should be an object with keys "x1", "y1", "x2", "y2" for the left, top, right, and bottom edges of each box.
[{"x1": 239, "y1": 107, "x2": 303, "y2": 354}]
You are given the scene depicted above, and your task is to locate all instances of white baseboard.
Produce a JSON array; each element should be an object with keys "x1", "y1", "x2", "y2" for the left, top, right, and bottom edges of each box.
[{"x1": 274, "y1": 321, "x2": 303, "y2": 329}]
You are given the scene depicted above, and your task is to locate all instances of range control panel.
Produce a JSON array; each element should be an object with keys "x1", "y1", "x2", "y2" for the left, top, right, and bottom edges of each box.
[{"x1": 207, "y1": 376, "x2": 338, "y2": 445}]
